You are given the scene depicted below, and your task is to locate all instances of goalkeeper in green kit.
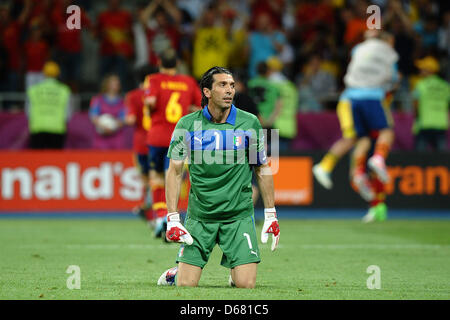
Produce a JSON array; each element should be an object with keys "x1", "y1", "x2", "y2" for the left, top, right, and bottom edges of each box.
[{"x1": 157, "y1": 67, "x2": 280, "y2": 288}]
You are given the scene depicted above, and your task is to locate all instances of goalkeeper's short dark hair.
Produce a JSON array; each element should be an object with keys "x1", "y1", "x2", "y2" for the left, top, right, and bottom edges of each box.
[
  {"x1": 199, "y1": 66, "x2": 233, "y2": 107},
  {"x1": 160, "y1": 48, "x2": 177, "y2": 69}
]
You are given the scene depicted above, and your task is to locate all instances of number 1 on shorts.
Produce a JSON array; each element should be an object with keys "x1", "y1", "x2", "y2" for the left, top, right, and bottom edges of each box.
[
  {"x1": 243, "y1": 232, "x2": 258, "y2": 256},
  {"x1": 243, "y1": 232, "x2": 253, "y2": 249}
]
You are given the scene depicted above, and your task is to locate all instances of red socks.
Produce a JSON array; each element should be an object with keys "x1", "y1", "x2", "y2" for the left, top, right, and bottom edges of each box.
[
  {"x1": 369, "y1": 176, "x2": 386, "y2": 207},
  {"x1": 374, "y1": 142, "x2": 390, "y2": 160},
  {"x1": 152, "y1": 186, "x2": 168, "y2": 218}
]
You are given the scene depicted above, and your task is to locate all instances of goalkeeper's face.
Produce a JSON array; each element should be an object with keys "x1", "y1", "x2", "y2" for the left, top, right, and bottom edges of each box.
[{"x1": 207, "y1": 73, "x2": 235, "y2": 110}]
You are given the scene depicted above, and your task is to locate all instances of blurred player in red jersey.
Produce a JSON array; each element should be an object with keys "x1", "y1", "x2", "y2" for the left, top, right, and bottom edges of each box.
[
  {"x1": 143, "y1": 48, "x2": 202, "y2": 238},
  {"x1": 125, "y1": 67, "x2": 157, "y2": 225}
]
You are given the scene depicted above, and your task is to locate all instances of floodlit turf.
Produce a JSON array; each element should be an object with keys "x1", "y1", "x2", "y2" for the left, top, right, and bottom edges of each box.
[{"x1": 0, "y1": 217, "x2": 449, "y2": 300}]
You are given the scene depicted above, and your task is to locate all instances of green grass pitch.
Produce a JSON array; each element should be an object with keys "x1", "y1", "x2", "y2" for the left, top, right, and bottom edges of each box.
[{"x1": 1, "y1": 217, "x2": 449, "y2": 300}]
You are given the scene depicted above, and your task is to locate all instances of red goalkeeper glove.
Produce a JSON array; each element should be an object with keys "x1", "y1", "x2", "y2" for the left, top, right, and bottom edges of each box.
[
  {"x1": 261, "y1": 208, "x2": 280, "y2": 251},
  {"x1": 165, "y1": 212, "x2": 193, "y2": 245}
]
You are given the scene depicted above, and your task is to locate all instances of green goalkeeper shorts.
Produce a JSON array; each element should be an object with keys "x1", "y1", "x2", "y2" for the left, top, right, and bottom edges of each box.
[{"x1": 175, "y1": 214, "x2": 261, "y2": 269}]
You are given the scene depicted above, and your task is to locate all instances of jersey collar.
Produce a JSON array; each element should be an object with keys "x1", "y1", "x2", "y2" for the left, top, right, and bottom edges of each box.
[{"x1": 202, "y1": 104, "x2": 237, "y2": 125}]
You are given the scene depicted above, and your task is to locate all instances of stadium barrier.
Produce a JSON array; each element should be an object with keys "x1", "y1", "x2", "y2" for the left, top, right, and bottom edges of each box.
[
  {"x1": 0, "y1": 151, "x2": 448, "y2": 211},
  {"x1": 285, "y1": 152, "x2": 450, "y2": 209},
  {"x1": 0, "y1": 151, "x2": 189, "y2": 211},
  {"x1": 2, "y1": 111, "x2": 449, "y2": 150}
]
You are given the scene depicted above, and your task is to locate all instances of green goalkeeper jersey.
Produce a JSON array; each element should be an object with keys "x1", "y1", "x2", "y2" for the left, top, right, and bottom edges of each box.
[{"x1": 167, "y1": 105, "x2": 267, "y2": 222}]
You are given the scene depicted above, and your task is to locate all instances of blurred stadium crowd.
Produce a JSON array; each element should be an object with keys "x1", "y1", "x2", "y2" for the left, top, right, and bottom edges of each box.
[{"x1": 0, "y1": 0, "x2": 448, "y2": 149}]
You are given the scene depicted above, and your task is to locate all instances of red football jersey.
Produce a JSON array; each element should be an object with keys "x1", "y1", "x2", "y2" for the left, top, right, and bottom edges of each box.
[
  {"x1": 125, "y1": 88, "x2": 149, "y2": 155},
  {"x1": 143, "y1": 73, "x2": 202, "y2": 147},
  {"x1": 97, "y1": 10, "x2": 133, "y2": 57}
]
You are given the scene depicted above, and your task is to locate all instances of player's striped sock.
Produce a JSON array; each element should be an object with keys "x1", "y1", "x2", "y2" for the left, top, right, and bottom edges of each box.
[
  {"x1": 152, "y1": 186, "x2": 167, "y2": 218},
  {"x1": 319, "y1": 153, "x2": 339, "y2": 173},
  {"x1": 374, "y1": 142, "x2": 390, "y2": 160},
  {"x1": 354, "y1": 155, "x2": 367, "y2": 175},
  {"x1": 369, "y1": 176, "x2": 386, "y2": 207}
]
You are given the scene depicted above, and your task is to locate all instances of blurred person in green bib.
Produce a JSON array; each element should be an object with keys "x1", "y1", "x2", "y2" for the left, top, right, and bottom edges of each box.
[
  {"x1": 266, "y1": 56, "x2": 298, "y2": 152},
  {"x1": 26, "y1": 61, "x2": 71, "y2": 149},
  {"x1": 412, "y1": 56, "x2": 450, "y2": 151}
]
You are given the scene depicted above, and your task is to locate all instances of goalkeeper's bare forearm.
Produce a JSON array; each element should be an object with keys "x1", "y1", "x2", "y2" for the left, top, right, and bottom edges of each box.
[
  {"x1": 165, "y1": 159, "x2": 184, "y2": 213},
  {"x1": 255, "y1": 163, "x2": 280, "y2": 251},
  {"x1": 254, "y1": 163, "x2": 275, "y2": 209}
]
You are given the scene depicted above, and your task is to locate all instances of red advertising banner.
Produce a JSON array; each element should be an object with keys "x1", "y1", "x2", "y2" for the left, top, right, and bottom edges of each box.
[
  {"x1": 0, "y1": 151, "x2": 143, "y2": 210},
  {"x1": 0, "y1": 151, "x2": 312, "y2": 211},
  {"x1": 0, "y1": 151, "x2": 190, "y2": 211}
]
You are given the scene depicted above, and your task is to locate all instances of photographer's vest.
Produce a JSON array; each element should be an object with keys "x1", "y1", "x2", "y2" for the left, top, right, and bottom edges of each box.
[{"x1": 27, "y1": 78, "x2": 70, "y2": 134}]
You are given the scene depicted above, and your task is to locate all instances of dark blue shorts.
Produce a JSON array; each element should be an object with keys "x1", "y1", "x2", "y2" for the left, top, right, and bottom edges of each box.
[
  {"x1": 148, "y1": 146, "x2": 170, "y2": 173},
  {"x1": 135, "y1": 153, "x2": 150, "y2": 175},
  {"x1": 351, "y1": 99, "x2": 391, "y2": 138}
]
